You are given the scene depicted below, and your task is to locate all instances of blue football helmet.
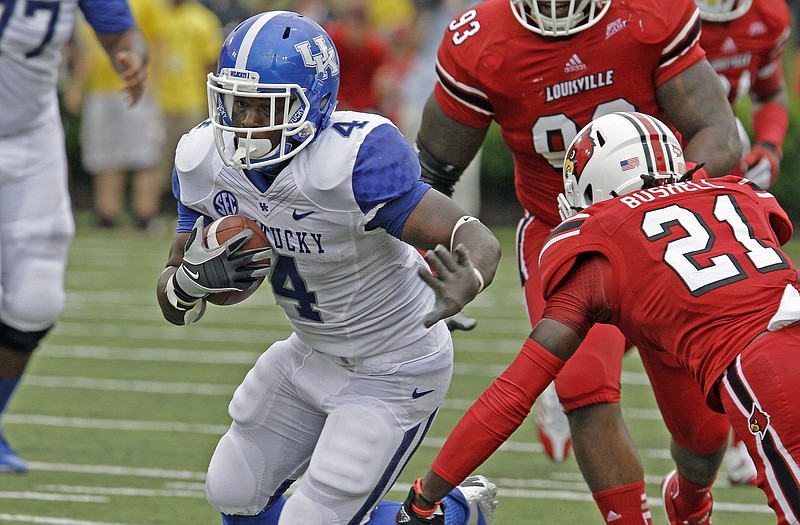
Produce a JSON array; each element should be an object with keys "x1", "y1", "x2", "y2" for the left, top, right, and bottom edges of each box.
[{"x1": 207, "y1": 11, "x2": 340, "y2": 169}]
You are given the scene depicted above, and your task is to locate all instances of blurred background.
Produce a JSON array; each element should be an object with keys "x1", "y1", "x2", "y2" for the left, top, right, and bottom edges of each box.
[{"x1": 57, "y1": 0, "x2": 800, "y2": 231}]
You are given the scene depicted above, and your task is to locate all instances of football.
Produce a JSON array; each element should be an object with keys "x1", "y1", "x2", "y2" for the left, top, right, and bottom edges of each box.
[{"x1": 203, "y1": 215, "x2": 270, "y2": 306}]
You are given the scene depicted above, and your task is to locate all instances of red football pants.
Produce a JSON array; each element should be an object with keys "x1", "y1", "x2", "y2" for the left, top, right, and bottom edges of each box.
[{"x1": 719, "y1": 325, "x2": 800, "y2": 525}]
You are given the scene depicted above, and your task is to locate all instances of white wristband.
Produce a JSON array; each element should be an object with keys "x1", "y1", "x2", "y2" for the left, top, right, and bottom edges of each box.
[
  {"x1": 450, "y1": 215, "x2": 480, "y2": 252},
  {"x1": 166, "y1": 274, "x2": 200, "y2": 310},
  {"x1": 473, "y1": 267, "x2": 485, "y2": 294}
]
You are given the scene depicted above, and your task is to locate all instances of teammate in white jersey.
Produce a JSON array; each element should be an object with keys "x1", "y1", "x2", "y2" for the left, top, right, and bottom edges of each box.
[
  {"x1": 154, "y1": 11, "x2": 502, "y2": 525},
  {"x1": 0, "y1": 0, "x2": 148, "y2": 472}
]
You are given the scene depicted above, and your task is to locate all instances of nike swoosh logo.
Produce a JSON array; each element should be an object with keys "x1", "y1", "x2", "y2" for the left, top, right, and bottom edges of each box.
[
  {"x1": 292, "y1": 210, "x2": 315, "y2": 220},
  {"x1": 185, "y1": 268, "x2": 199, "y2": 280},
  {"x1": 411, "y1": 388, "x2": 434, "y2": 399}
]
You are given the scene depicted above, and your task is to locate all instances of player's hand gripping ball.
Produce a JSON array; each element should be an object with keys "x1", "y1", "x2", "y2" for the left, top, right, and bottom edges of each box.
[{"x1": 204, "y1": 215, "x2": 271, "y2": 305}]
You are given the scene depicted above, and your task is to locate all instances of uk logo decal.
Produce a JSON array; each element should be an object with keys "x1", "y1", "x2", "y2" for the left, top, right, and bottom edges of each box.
[
  {"x1": 295, "y1": 37, "x2": 339, "y2": 79},
  {"x1": 748, "y1": 404, "x2": 771, "y2": 439},
  {"x1": 214, "y1": 191, "x2": 239, "y2": 216}
]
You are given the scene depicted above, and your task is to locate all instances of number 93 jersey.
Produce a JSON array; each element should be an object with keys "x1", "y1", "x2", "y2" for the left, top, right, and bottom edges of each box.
[
  {"x1": 434, "y1": 0, "x2": 704, "y2": 227},
  {"x1": 0, "y1": 0, "x2": 134, "y2": 136},
  {"x1": 174, "y1": 112, "x2": 438, "y2": 361},
  {"x1": 539, "y1": 176, "x2": 796, "y2": 401}
]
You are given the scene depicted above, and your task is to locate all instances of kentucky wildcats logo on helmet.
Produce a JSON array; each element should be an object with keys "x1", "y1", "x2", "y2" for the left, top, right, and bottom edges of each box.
[{"x1": 295, "y1": 36, "x2": 339, "y2": 80}]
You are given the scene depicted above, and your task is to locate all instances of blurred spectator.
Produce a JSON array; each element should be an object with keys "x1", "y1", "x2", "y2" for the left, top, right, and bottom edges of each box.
[
  {"x1": 373, "y1": 24, "x2": 419, "y2": 124},
  {"x1": 65, "y1": 0, "x2": 167, "y2": 231},
  {"x1": 789, "y1": 0, "x2": 800, "y2": 94},
  {"x1": 400, "y1": 0, "x2": 481, "y2": 216},
  {"x1": 324, "y1": 0, "x2": 390, "y2": 112},
  {"x1": 368, "y1": 0, "x2": 417, "y2": 35},
  {"x1": 200, "y1": 0, "x2": 250, "y2": 37},
  {"x1": 158, "y1": 0, "x2": 222, "y2": 194}
]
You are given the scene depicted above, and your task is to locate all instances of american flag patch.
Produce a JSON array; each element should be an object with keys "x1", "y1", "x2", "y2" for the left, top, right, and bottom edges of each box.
[{"x1": 620, "y1": 157, "x2": 640, "y2": 171}]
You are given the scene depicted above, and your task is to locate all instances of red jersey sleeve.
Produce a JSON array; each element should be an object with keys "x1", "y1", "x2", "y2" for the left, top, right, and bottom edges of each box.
[
  {"x1": 751, "y1": 0, "x2": 791, "y2": 99},
  {"x1": 433, "y1": 0, "x2": 506, "y2": 128}
]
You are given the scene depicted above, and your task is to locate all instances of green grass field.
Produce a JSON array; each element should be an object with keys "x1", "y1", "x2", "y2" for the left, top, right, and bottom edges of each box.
[{"x1": 0, "y1": 221, "x2": 796, "y2": 524}]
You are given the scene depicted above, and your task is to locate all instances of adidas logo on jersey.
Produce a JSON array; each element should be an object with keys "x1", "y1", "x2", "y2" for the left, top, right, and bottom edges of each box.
[
  {"x1": 564, "y1": 54, "x2": 587, "y2": 73},
  {"x1": 721, "y1": 37, "x2": 737, "y2": 53},
  {"x1": 605, "y1": 510, "x2": 622, "y2": 522}
]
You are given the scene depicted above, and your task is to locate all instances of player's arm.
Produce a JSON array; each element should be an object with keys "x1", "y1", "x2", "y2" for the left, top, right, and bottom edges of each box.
[
  {"x1": 156, "y1": 232, "x2": 198, "y2": 326},
  {"x1": 742, "y1": 30, "x2": 791, "y2": 189},
  {"x1": 402, "y1": 188, "x2": 501, "y2": 327},
  {"x1": 396, "y1": 255, "x2": 611, "y2": 520},
  {"x1": 415, "y1": 94, "x2": 489, "y2": 196},
  {"x1": 156, "y1": 217, "x2": 271, "y2": 326},
  {"x1": 95, "y1": 27, "x2": 148, "y2": 106},
  {"x1": 657, "y1": 60, "x2": 742, "y2": 178},
  {"x1": 399, "y1": 319, "x2": 579, "y2": 519}
]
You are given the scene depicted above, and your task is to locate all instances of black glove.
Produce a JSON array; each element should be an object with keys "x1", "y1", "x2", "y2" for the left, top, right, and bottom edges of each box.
[
  {"x1": 418, "y1": 244, "x2": 482, "y2": 328},
  {"x1": 173, "y1": 216, "x2": 271, "y2": 300},
  {"x1": 395, "y1": 486, "x2": 444, "y2": 524}
]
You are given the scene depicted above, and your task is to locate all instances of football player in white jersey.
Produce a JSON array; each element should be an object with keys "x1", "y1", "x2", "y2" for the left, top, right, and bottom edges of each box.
[
  {"x1": 154, "y1": 11, "x2": 502, "y2": 525},
  {"x1": 0, "y1": 0, "x2": 148, "y2": 472}
]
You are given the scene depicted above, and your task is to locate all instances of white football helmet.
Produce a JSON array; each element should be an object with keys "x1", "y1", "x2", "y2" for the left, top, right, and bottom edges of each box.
[
  {"x1": 557, "y1": 112, "x2": 687, "y2": 220},
  {"x1": 510, "y1": 0, "x2": 611, "y2": 37},
  {"x1": 694, "y1": 0, "x2": 752, "y2": 22}
]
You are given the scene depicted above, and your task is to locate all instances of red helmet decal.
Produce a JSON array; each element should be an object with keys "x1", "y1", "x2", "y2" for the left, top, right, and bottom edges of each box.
[{"x1": 565, "y1": 126, "x2": 596, "y2": 181}]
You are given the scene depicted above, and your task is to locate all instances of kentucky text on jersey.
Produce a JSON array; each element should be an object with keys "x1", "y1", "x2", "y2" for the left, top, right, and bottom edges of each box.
[
  {"x1": 267, "y1": 226, "x2": 324, "y2": 254},
  {"x1": 545, "y1": 70, "x2": 615, "y2": 102},
  {"x1": 619, "y1": 179, "x2": 727, "y2": 208}
]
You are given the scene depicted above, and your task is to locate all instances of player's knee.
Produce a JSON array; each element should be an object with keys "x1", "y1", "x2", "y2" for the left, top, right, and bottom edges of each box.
[
  {"x1": 279, "y1": 489, "x2": 338, "y2": 525},
  {"x1": 206, "y1": 433, "x2": 264, "y2": 515},
  {"x1": 0, "y1": 321, "x2": 52, "y2": 354},
  {"x1": 3, "y1": 260, "x2": 66, "y2": 331},
  {"x1": 670, "y1": 414, "x2": 730, "y2": 455},
  {"x1": 556, "y1": 356, "x2": 620, "y2": 410},
  {"x1": 308, "y1": 409, "x2": 395, "y2": 496}
]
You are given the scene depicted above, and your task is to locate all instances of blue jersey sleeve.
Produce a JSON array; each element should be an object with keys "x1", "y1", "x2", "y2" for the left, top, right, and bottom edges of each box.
[
  {"x1": 352, "y1": 123, "x2": 426, "y2": 238},
  {"x1": 79, "y1": 0, "x2": 135, "y2": 34},
  {"x1": 369, "y1": 181, "x2": 431, "y2": 238}
]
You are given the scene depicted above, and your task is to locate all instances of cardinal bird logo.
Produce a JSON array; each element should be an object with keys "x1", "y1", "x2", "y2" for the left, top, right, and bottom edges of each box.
[
  {"x1": 748, "y1": 404, "x2": 771, "y2": 439},
  {"x1": 565, "y1": 126, "x2": 596, "y2": 182}
]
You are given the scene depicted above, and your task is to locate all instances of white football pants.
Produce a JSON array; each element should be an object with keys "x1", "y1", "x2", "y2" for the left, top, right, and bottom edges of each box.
[{"x1": 205, "y1": 322, "x2": 453, "y2": 525}]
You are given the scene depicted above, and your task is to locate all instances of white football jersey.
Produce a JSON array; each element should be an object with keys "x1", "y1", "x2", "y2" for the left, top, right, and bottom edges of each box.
[
  {"x1": 174, "y1": 111, "x2": 437, "y2": 359},
  {"x1": 0, "y1": 0, "x2": 132, "y2": 136}
]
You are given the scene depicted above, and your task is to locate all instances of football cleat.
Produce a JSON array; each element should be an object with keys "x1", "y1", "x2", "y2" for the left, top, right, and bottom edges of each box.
[
  {"x1": 661, "y1": 469, "x2": 713, "y2": 525},
  {"x1": 535, "y1": 382, "x2": 572, "y2": 462},
  {"x1": 0, "y1": 432, "x2": 28, "y2": 473},
  {"x1": 445, "y1": 311, "x2": 478, "y2": 332},
  {"x1": 725, "y1": 439, "x2": 757, "y2": 486},
  {"x1": 455, "y1": 475, "x2": 498, "y2": 525}
]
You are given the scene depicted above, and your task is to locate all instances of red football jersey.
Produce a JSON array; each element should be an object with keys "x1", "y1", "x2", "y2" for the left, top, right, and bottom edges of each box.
[
  {"x1": 700, "y1": 0, "x2": 790, "y2": 104},
  {"x1": 539, "y1": 176, "x2": 796, "y2": 401},
  {"x1": 434, "y1": 0, "x2": 705, "y2": 226}
]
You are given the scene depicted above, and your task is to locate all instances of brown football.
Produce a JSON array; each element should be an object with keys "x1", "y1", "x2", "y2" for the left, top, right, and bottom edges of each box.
[{"x1": 203, "y1": 215, "x2": 270, "y2": 305}]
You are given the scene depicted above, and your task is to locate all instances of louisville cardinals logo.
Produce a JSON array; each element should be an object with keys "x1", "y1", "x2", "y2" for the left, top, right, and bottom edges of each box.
[
  {"x1": 565, "y1": 126, "x2": 596, "y2": 181},
  {"x1": 748, "y1": 404, "x2": 771, "y2": 439}
]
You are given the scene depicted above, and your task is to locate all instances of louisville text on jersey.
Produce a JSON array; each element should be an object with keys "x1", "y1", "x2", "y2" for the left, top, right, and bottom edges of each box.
[{"x1": 545, "y1": 70, "x2": 615, "y2": 102}]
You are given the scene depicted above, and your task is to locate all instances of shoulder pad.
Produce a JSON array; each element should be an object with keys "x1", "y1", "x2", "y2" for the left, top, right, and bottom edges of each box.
[{"x1": 174, "y1": 123, "x2": 219, "y2": 205}]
